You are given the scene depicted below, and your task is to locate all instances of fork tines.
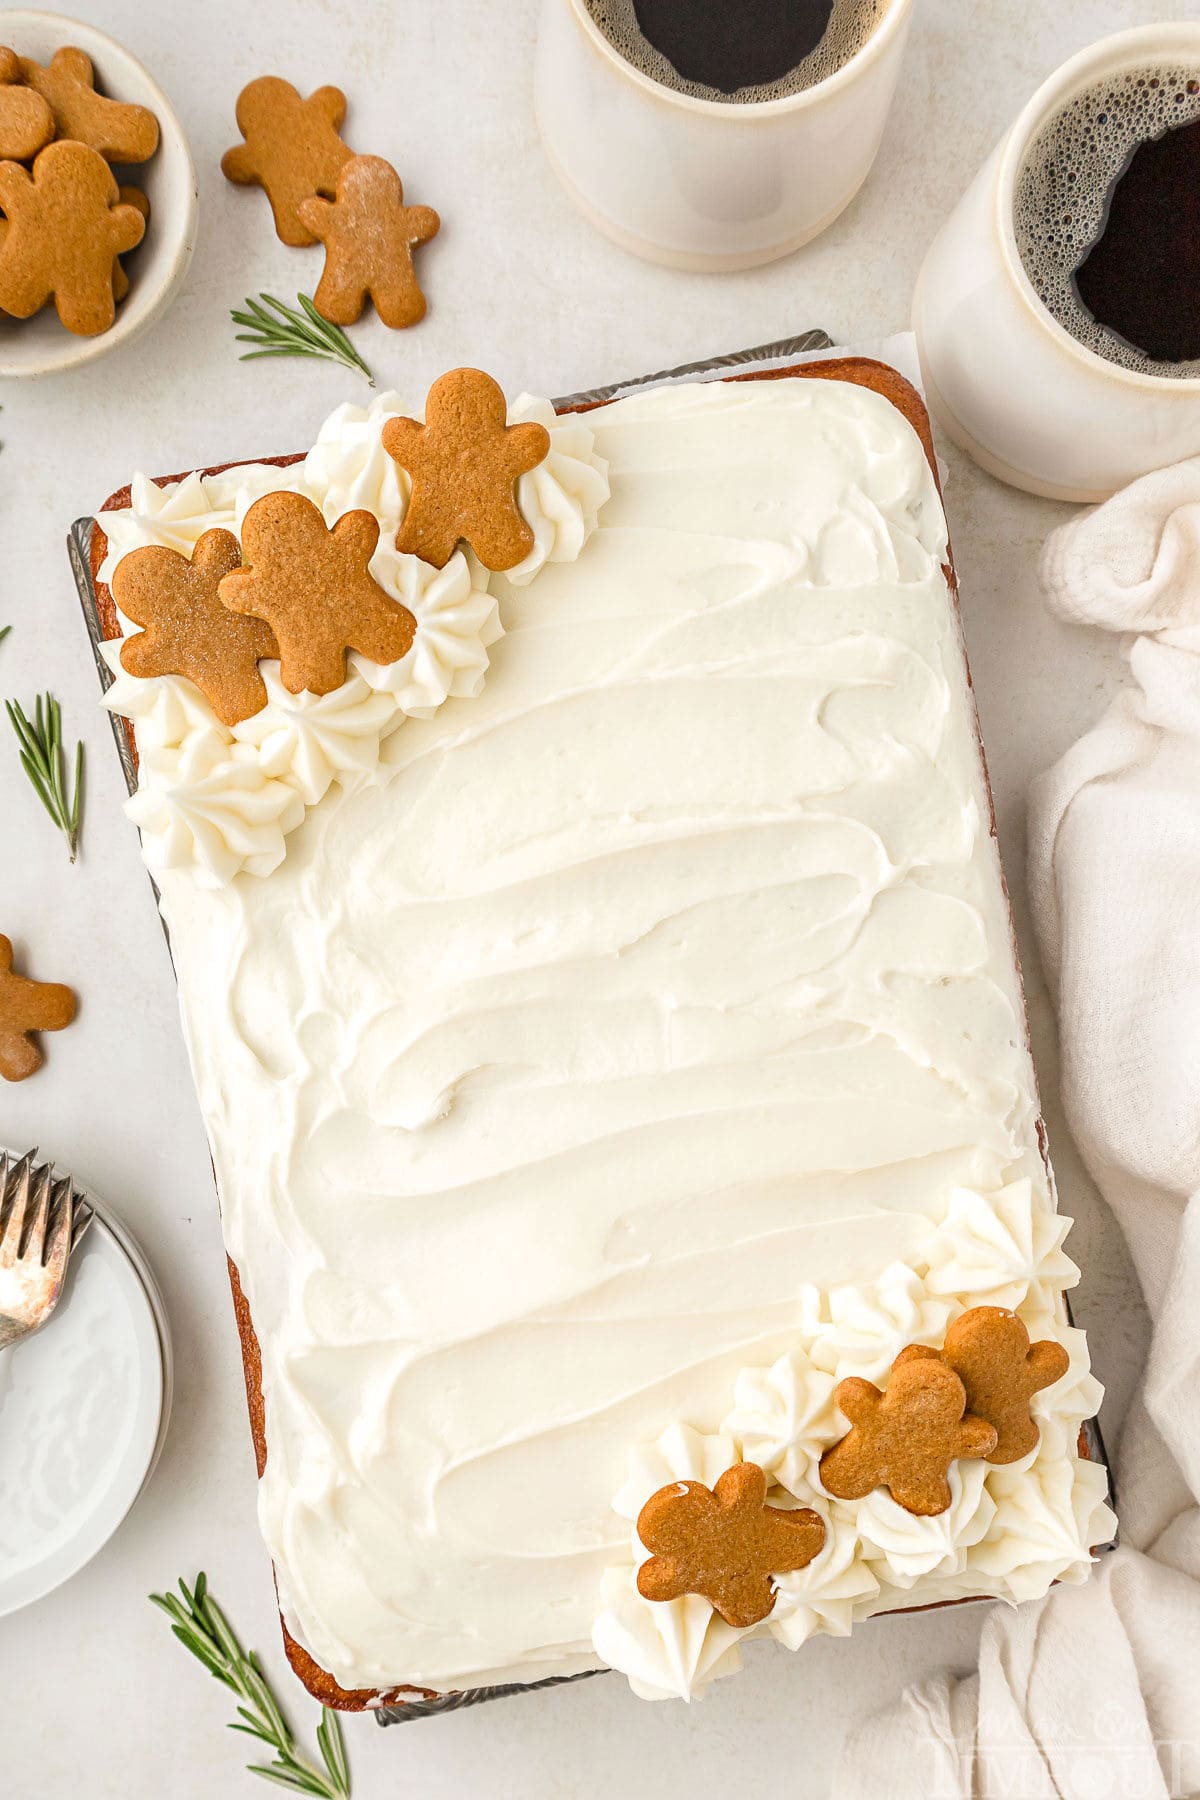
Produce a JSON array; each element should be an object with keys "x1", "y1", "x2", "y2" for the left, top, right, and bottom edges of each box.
[{"x1": 0, "y1": 1148, "x2": 77, "y2": 1269}]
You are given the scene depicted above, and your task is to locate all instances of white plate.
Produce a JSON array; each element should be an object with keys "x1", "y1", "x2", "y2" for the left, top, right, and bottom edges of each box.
[
  {"x1": 0, "y1": 10, "x2": 198, "y2": 378},
  {"x1": 0, "y1": 1181, "x2": 170, "y2": 1616}
]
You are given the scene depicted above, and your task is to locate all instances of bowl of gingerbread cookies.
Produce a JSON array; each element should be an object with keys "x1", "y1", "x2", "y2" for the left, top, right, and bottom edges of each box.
[{"x1": 0, "y1": 11, "x2": 197, "y2": 376}]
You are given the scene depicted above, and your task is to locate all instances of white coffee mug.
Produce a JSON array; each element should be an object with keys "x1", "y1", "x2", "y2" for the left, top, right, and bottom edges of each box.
[
  {"x1": 913, "y1": 25, "x2": 1200, "y2": 503},
  {"x1": 534, "y1": 0, "x2": 915, "y2": 271}
]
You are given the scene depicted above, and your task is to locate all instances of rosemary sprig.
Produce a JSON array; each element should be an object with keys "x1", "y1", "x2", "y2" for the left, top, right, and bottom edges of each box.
[
  {"x1": 232, "y1": 292, "x2": 374, "y2": 387},
  {"x1": 6, "y1": 691, "x2": 84, "y2": 862},
  {"x1": 149, "y1": 1574, "x2": 352, "y2": 1797}
]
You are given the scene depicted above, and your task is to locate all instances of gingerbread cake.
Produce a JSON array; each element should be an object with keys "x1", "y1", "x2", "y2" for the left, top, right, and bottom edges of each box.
[{"x1": 88, "y1": 359, "x2": 1113, "y2": 1709}]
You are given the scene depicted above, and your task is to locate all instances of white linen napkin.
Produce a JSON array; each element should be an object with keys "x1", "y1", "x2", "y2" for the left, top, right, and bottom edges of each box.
[{"x1": 836, "y1": 460, "x2": 1200, "y2": 1799}]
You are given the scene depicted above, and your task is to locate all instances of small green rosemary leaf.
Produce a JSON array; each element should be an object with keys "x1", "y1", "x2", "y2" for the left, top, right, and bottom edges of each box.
[
  {"x1": 245, "y1": 1767, "x2": 328, "y2": 1797},
  {"x1": 202, "y1": 1593, "x2": 248, "y2": 1667},
  {"x1": 70, "y1": 741, "x2": 84, "y2": 837},
  {"x1": 5, "y1": 692, "x2": 85, "y2": 862},
  {"x1": 231, "y1": 292, "x2": 374, "y2": 388},
  {"x1": 316, "y1": 1711, "x2": 350, "y2": 1792},
  {"x1": 172, "y1": 1625, "x2": 230, "y2": 1685},
  {"x1": 229, "y1": 1722, "x2": 281, "y2": 1747}
]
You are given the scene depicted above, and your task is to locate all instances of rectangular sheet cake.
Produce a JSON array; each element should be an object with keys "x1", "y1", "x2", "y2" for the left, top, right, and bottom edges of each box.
[{"x1": 90, "y1": 360, "x2": 1112, "y2": 1709}]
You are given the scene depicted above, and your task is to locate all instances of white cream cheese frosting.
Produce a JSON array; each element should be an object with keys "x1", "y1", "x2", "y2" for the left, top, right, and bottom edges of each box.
[{"x1": 103, "y1": 375, "x2": 1110, "y2": 1696}]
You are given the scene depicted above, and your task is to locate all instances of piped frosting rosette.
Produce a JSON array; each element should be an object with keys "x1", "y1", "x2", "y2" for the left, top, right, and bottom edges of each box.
[
  {"x1": 100, "y1": 638, "x2": 302, "y2": 888},
  {"x1": 351, "y1": 543, "x2": 502, "y2": 715},
  {"x1": 852, "y1": 1459, "x2": 996, "y2": 1590},
  {"x1": 921, "y1": 1179, "x2": 1081, "y2": 1313},
  {"x1": 231, "y1": 668, "x2": 399, "y2": 808},
  {"x1": 973, "y1": 1435, "x2": 1115, "y2": 1603},
  {"x1": 302, "y1": 392, "x2": 410, "y2": 535},
  {"x1": 503, "y1": 394, "x2": 611, "y2": 586},
  {"x1": 766, "y1": 1495, "x2": 880, "y2": 1649},
  {"x1": 591, "y1": 1425, "x2": 751, "y2": 1704},
  {"x1": 98, "y1": 382, "x2": 609, "y2": 887}
]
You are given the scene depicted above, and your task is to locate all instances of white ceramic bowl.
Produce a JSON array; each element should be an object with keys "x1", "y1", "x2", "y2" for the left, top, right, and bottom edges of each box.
[{"x1": 0, "y1": 10, "x2": 197, "y2": 378}]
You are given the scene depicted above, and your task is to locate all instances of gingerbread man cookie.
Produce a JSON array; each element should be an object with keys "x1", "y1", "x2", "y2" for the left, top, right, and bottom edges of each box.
[
  {"x1": 940, "y1": 1306, "x2": 1071, "y2": 1464},
  {"x1": 218, "y1": 491, "x2": 415, "y2": 697},
  {"x1": 0, "y1": 53, "x2": 54, "y2": 161},
  {"x1": 221, "y1": 76, "x2": 352, "y2": 248},
  {"x1": 0, "y1": 141, "x2": 144, "y2": 335},
  {"x1": 0, "y1": 936, "x2": 75, "y2": 1083},
  {"x1": 382, "y1": 369, "x2": 551, "y2": 571},
  {"x1": 636, "y1": 1460, "x2": 826, "y2": 1628},
  {"x1": 113, "y1": 529, "x2": 278, "y2": 728},
  {"x1": 19, "y1": 46, "x2": 159, "y2": 163},
  {"x1": 820, "y1": 1355, "x2": 998, "y2": 1516},
  {"x1": 295, "y1": 153, "x2": 439, "y2": 329}
]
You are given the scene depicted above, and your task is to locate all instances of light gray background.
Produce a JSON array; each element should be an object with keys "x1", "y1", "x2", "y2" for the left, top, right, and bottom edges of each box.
[{"x1": 0, "y1": 0, "x2": 1158, "y2": 1793}]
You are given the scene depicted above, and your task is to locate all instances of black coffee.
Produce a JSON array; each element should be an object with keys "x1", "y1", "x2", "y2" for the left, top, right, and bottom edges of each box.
[
  {"x1": 1014, "y1": 64, "x2": 1200, "y2": 378},
  {"x1": 633, "y1": 0, "x2": 832, "y2": 93},
  {"x1": 584, "y1": 0, "x2": 885, "y2": 104},
  {"x1": 1075, "y1": 116, "x2": 1200, "y2": 366}
]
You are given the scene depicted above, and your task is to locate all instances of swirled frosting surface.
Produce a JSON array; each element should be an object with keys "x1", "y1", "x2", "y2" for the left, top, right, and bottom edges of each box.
[{"x1": 148, "y1": 377, "x2": 1099, "y2": 1692}]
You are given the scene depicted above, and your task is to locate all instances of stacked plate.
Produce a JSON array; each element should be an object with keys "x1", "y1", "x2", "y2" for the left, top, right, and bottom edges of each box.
[{"x1": 0, "y1": 1151, "x2": 171, "y2": 1616}]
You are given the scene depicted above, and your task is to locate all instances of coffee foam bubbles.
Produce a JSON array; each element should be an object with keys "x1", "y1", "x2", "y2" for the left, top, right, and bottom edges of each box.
[
  {"x1": 1014, "y1": 63, "x2": 1200, "y2": 379},
  {"x1": 584, "y1": 0, "x2": 886, "y2": 104}
]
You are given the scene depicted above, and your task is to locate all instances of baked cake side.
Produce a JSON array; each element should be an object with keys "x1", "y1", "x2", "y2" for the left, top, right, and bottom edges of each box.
[{"x1": 90, "y1": 361, "x2": 1112, "y2": 1707}]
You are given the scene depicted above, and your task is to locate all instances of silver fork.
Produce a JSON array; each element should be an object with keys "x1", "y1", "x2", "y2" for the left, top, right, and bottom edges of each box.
[{"x1": 0, "y1": 1149, "x2": 91, "y2": 1351}]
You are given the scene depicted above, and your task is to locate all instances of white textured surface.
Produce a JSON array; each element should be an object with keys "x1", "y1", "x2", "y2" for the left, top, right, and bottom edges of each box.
[{"x1": 0, "y1": 0, "x2": 1150, "y2": 1794}]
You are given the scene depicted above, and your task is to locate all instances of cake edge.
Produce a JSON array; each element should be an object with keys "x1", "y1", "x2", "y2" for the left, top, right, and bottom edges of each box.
[{"x1": 87, "y1": 357, "x2": 1084, "y2": 1713}]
